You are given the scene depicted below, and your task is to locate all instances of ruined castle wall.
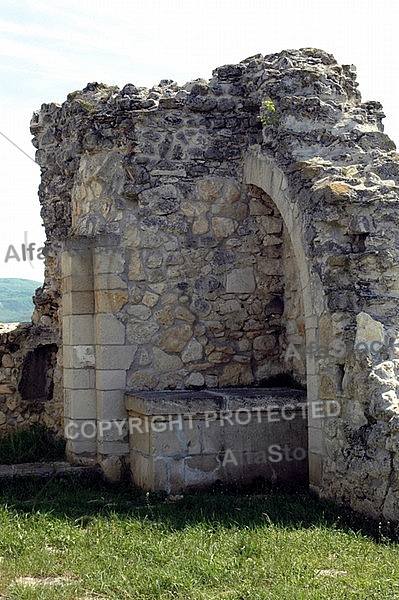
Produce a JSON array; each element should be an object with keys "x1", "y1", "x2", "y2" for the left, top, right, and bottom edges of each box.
[
  {"x1": 0, "y1": 321, "x2": 62, "y2": 435},
  {"x1": 25, "y1": 47, "x2": 399, "y2": 519}
]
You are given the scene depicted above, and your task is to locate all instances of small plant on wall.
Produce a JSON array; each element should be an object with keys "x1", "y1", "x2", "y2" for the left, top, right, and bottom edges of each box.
[{"x1": 258, "y1": 98, "x2": 279, "y2": 127}]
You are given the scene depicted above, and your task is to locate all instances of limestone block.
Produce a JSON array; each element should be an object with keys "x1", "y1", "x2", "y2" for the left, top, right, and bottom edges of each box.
[
  {"x1": 128, "y1": 249, "x2": 145, "y2": 281},
  {"x1": 63, "y1": 315, "x2": 94, "y2": 345},
  {"x1": 64, "y1": 388, "x2": 96, "y2": 420},
  {"x1": 185, "y1": 372, "x2": 205, "y2": 387},
  {"x1": 64, "y1": 418, "x2": 97, "y2": 444},
  {"x1": 154, "y1": 307, "x2": 175, "y2": 326},
  {"x1": 212, "y1": 217, "x2": 236, "y2": 238},
  {"x1": 218, "y1": 299, "x2": 242, "y2": 315},
  {"x1": 123, "y1": 226, "x2": 141, "y2": 248},
  {"x1": 128, "y1": 369, "x2": 159, "y2": 390},
  {"x1": 96, "y1": 345, "x2": 136, "y2": 370},
  {"x1": 208, "y1": 351, "x2": 230, "y2": 364},
  {"x1": 219, "y1": 364, "x2": 254, "y2": 387},
  {"x1": 142, "y1": 291, "x2": 159, "y2": 307},
  {"x1": 182, "y1": 339, "x2": 203, "y2": 363},
  {"x1": 127, "y1": 320, "x2": 159, "y2": 344},
  {"x1": 226, "y1": 267, "x2": 256, "y2": 293},
  {"x1": 355, "y1": 312, "x2": 385, "y2": 351},
  {"x1": 95, "y1": 290, "x2": 128, "y2": 313},
  {"x1": 62, "y1": 256, "x2": 93, "y2": 292},
  {"x1": 175, "y1": 305, "x2": 196, "y2": 323},
  {"x1": 6, "y1": 398, "x2": 17, "y2": 411},
  {"x1": 97, "y1": 390, "x2": 127, "y2": 421},
  {"x1": 99, "y1": 455, "x2": 126, "y2": 482},
  {"x1": 250, "y1": 197, "x2": 274, "y2": 216},
  {"x1": 96, "y1": 369, "x2": 127, "y2": 391},
  {"x1": 145, "y1": 252, "x2": 163, "y2": 268},
  {"x1": 130, "y1": 452, "x2": 167, "y2": 491},
  {"x1": 66, "y1": 438, "x2": 97, "y2": 456},
  {"x1": 127, "y1": 305, "x2": 152, "y2": 320},
  {"x1": 63, "y1": 345, "x2": 95, "y2": 369},
  {"x1": 94, "y1": 273, "x2": 126, "y2": 291},
  {"x1": 64, "y1": 368, "x2": 95, "y2": 390},
  {"x1": 308, "y1": 452, "x2": 323, "y2": 488},
  {"x1": 93, "y1": 248, "x2": 125, "y2": 276},
  {"x1": 157, "y1": 324, "x2": 193, "y2": 352},
  {"x1": 196, "y1": 177, "x2": 224, "y2": 203},
  {"x1": 97, "y1": 419, "x2": 128, "y2": 443},
  {"x1": 152, "y1": 348, "x2": 183, "y2": 373},
  {"x1": 62, "y1": 291, "x2": 94, "y2": 316},
  {"x1": 192, "y1": 218, "x2": 209, "y2": 235},
  {"x1": 150, "y1": 419, "x2": 202, "y2": 457},
  {"x1": 137, "y1": 348, "x2": 152, "y2": 366},
  {"x1": 253, "y1": 335, "x2": 278, "y2": 358},
  {"x1": 95, "y1": 314, "x2": 125, "y2": 345},
  {"x1": 1, "y1": 354, "x2": 14, "y2": 368}
]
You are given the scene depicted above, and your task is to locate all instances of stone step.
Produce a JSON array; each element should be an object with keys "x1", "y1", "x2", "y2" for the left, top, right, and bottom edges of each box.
[{"x1": 0, "y1": 461, "x2": 101, "y2": 480}]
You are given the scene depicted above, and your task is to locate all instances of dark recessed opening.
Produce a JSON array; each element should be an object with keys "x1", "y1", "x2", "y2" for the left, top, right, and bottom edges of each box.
[
  {"x1": 257, "y1": 373, "x2": 306, "y2": 390},
  {"x1": 18, "y1": 344, "x2": 58, "y2": 402}
]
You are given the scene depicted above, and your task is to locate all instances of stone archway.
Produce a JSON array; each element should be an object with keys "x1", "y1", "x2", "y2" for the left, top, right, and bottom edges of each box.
[
  {"x1": 244, "y1": 149, "x2": 325, "y2": 491},
  {"x1": 30, "y1": 48, "x2": 399, "y2": 519}
]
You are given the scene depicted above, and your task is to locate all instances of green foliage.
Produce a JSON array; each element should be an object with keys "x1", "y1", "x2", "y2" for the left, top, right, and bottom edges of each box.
[
  {"x1": 0, "y1": 424, "x2": 65, "y2": 464},
  {"x1": 258, "y1": 97, "x2": 279, "y2": 127},
  {"x1": 0, "y1": 278, "x2": 41, "y2": 323}
]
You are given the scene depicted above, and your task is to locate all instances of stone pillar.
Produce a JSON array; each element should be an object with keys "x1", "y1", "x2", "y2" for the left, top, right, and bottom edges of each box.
[
  {"x1": 62, "y1": 240, "x2": 97, "y2": 462},
  {"x1": 92, "y1": 237, "x2": 132, "y2": 480}
]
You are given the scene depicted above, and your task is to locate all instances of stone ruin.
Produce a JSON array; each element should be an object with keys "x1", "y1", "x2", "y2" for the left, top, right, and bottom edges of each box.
[{"x1": 1, "y1": 47, "x2": 399, "y2": 520}]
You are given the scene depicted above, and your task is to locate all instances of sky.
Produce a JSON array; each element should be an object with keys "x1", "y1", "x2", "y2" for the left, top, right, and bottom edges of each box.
[{"x1": 0, "y1": 0, "x2": 398, "y2": 283}]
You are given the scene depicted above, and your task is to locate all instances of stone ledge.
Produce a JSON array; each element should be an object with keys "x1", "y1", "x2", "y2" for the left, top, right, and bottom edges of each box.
[
  {"x1": 125, "y1": 387, "x2": 307, "y2": 415},
  {"x1": 0, "y1": 461, "x2": 102, "y2": 479}
]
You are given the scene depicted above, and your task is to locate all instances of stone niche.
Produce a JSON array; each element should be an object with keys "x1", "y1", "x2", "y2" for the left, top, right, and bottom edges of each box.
[
  {"x1": 122, "y1": 181, "x2": 305, "y2": 393},
  {"x1": 26, "y1": 47, "x2": 399, "y2": 521}
]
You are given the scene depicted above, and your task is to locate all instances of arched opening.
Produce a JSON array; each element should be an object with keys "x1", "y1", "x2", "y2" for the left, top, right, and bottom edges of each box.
[
  {"x1": 244, "y1": 151, "x2": 324, "y2": 491},
  {"x1": 246, "y1": 183, "x2": 306, "y2": 390}
]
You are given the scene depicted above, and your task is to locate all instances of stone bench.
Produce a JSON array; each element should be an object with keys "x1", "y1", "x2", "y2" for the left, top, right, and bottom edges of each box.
[{"x1": 125, "y1": 388, "x2": 308, "y2": 494}]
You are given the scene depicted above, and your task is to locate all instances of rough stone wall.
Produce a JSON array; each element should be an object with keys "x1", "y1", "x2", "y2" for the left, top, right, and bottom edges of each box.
[
  {"x1": 0, "y1": 321, "x2": 62, "y2": 435},
  {"x1": 24, "y1": 47, "x2": 399, "y2": 520},
  {"x1": 0, "y1": 242, "x2": 63, "y2": 436}
]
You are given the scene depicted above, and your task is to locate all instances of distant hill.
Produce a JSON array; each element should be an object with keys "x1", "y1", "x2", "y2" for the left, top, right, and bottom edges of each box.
[{"x1": 0, "y1": 278, "x2": 42, "y2": 323}]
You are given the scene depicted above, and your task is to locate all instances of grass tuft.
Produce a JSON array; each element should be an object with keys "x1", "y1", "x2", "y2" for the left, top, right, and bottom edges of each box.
[{"x1": 0, "y1": 424, "x2": 66, "y2": 464}]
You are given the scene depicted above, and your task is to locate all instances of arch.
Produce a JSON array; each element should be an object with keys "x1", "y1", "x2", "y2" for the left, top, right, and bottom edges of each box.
[{"x1": 244, "y1": 149, "x2": 325, "y2": 491}]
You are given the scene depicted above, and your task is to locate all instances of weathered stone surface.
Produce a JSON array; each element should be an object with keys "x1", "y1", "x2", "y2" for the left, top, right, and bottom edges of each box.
[
  {"x1": 185, "y1": 372, "x2": 205, "y2": 387},
  {"x1": 152, "y1": 348, "x2": 183, "y2": 373},
  {"x1": 226, "y1": 268, "x2": 256, "y2": 293},
  {"x1": 10, "y1": 47, "x2": 399, "y2": 519},
  {"x1": 157, "y1": 324, "x2": 193, "y2": 352},
  {"x1": 125, "y1": 388, "x2": 308, "y2": 493},
  {"x1": 181, "y1": 339, "x2": 203, "y2": 363}
]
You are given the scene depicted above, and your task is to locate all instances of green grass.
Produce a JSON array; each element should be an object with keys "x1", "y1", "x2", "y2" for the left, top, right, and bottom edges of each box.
[
  {"x1": 0, "y1": 424, "x2": 66, "y2": 464},
  {"x1": 0, "y1": 478, "x2": 399, "y2": 599}
]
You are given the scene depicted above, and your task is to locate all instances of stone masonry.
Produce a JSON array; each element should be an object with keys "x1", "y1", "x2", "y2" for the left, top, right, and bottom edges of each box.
[{"x1": 1, "y1": 47, "x2": 399, "y2": 520}]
